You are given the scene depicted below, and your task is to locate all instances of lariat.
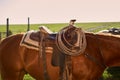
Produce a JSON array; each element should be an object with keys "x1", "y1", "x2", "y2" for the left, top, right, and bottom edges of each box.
[{"x1": 56, "y1": 27, "x2": 87, "y2": 56}]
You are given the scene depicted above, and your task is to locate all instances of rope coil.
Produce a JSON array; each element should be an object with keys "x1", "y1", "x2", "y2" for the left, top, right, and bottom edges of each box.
[{"x1": 56, "y1": 27, "x2": 87, "y2": 56}]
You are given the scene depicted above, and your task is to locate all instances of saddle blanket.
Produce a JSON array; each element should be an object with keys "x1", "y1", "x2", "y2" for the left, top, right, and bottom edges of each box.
[{"x1": 20, "y1": 30, "x2": 53, "y2": 53}]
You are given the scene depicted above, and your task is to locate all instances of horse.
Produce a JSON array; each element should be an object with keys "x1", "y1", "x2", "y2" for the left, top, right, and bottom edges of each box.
[{"x1": 0, "y1": 25, "x2": 120, "y2": 80}]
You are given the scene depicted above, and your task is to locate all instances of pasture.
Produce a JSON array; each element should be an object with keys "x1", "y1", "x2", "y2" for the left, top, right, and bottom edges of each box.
[
  {"x1": 0, "y1": 22, "x2": 120, "y2": 80},
  {"x1": 0, "y1": 22, "x2": 120, "y2": 35}
]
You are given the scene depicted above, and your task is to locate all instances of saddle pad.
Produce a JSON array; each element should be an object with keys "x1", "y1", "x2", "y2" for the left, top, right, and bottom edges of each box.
[
  {"x1": 20, "y1": 30, "x2": 40, "y2": 50},
  {"x1": 20, "y1": 30, "x2": 53, "y2": 53}
]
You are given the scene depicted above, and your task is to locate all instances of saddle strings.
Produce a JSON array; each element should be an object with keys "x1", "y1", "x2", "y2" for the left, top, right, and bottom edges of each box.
[
  {"x1": 56, "y1": 27, "x2": 87, "y2": 56},
  {"x1": 38, "y1": 32, "x2": 50, "y2": 80}
]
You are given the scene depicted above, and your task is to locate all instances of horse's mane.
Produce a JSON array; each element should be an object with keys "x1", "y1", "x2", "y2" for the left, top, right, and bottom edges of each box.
[
  {"x1": 85, "y1": 32, "x2": 120, "y2": 42},
  {"x1": 97, "y1": 33, "x2": 120, "y2": 37},
  {"x1": 96, "y1": 32, "x2": 120, "y2": 39},
  {"x1": 95, "y1": 33, "x2": 120, "y2": 43}
]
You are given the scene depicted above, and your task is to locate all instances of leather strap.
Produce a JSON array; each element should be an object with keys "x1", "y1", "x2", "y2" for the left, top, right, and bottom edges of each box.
[{"x1": 39, "y1": 32, "x2": 50, "y2": 80}]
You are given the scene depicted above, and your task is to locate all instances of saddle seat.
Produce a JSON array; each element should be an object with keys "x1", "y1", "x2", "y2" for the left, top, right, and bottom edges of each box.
[{"x1": 30, "y1": 26, "x2": 55, "y2": 41}]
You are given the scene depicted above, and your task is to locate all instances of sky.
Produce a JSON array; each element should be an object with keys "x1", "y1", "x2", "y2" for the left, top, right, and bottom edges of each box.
[{"x1": 0, "y1": 0, "x2": 120, "y2": 24}]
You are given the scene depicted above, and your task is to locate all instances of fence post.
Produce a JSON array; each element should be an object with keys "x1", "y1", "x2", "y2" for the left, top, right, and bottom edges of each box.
[
  {"x1": 6, "y1": 18, "x2": 9, "y2": 37},
  {"x1": 27, "y1": 17, "x2": 30, "y2": 31}
]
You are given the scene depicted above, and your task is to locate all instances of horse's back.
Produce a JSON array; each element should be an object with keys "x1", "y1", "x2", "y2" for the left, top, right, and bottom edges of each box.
[{"x1": 0, "y1": 34, "x2": 23, "y2": 49}]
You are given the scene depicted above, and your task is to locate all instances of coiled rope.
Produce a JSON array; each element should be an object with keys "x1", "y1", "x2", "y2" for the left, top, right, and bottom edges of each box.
[{"x1": 56, "y1": 27, "x2": 87, "y2": 56}]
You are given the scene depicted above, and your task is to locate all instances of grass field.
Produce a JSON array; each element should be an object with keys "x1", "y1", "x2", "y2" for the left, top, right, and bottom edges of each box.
[
  {"x1": 0, "y1": 22, "x2": 120, "y2": 80},
  {"x1": 0, "y1": 22, "x2": 120, "y2": 33}
]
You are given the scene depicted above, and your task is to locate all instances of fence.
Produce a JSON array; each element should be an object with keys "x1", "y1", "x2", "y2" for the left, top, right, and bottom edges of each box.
[
  {"x1": 0, "y1": 18, "x2": 30, "y2": 38},
  {"x1": 86, "y1": 26, "x2": 109, "y2": 32},
  {"x1": 0, "y1": 32, "x2": 6, "y2": 40}
]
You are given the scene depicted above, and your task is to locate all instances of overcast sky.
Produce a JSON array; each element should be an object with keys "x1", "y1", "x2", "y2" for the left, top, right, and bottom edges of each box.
[{"x1": 0, "y1": 0, "x2": 120, "y2": 24}]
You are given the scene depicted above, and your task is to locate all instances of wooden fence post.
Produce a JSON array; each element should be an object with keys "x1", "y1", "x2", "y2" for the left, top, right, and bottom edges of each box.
[
  {"x1": 6, "y1": 18, "x2": 9, "y2": 37},
  {"x1": 27, "y1": 17, "x2": 30, "y2": 31}
]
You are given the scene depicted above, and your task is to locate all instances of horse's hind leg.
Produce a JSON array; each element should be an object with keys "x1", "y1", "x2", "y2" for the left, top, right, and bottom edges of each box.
[
  {"x1": 19, "y1": 70, "x2": 26, "y2": 80},
  {"x1": 1, "y1": 70, "x2": 25, "y2": 80}
]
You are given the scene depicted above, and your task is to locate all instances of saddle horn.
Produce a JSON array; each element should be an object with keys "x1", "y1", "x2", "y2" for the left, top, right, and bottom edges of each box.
[{"x1": 69, "y1": 19, "x2": 76, "y2": 26}]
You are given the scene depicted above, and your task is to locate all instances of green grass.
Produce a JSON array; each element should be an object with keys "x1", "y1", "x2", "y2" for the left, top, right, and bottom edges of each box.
[
  {"x1": 0, "y1": 22, "x2": 120, "y2": 33},
  {"x1": 23, "y1": 74, "x2": 35, "y2": 80},
  {"x1": 0, "y1": 22, "x2": 120, "y2": 80}
]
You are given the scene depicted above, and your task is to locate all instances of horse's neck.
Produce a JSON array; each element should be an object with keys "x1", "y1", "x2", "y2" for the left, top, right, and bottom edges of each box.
[{"x1": 97, "y1": 34, "x2": 120, "y2": 67}]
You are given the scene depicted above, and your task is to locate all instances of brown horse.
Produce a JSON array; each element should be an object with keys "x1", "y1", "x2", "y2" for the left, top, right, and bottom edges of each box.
[{"x1": 0, "y1": 28, "x2": 120, "y2": 80}]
